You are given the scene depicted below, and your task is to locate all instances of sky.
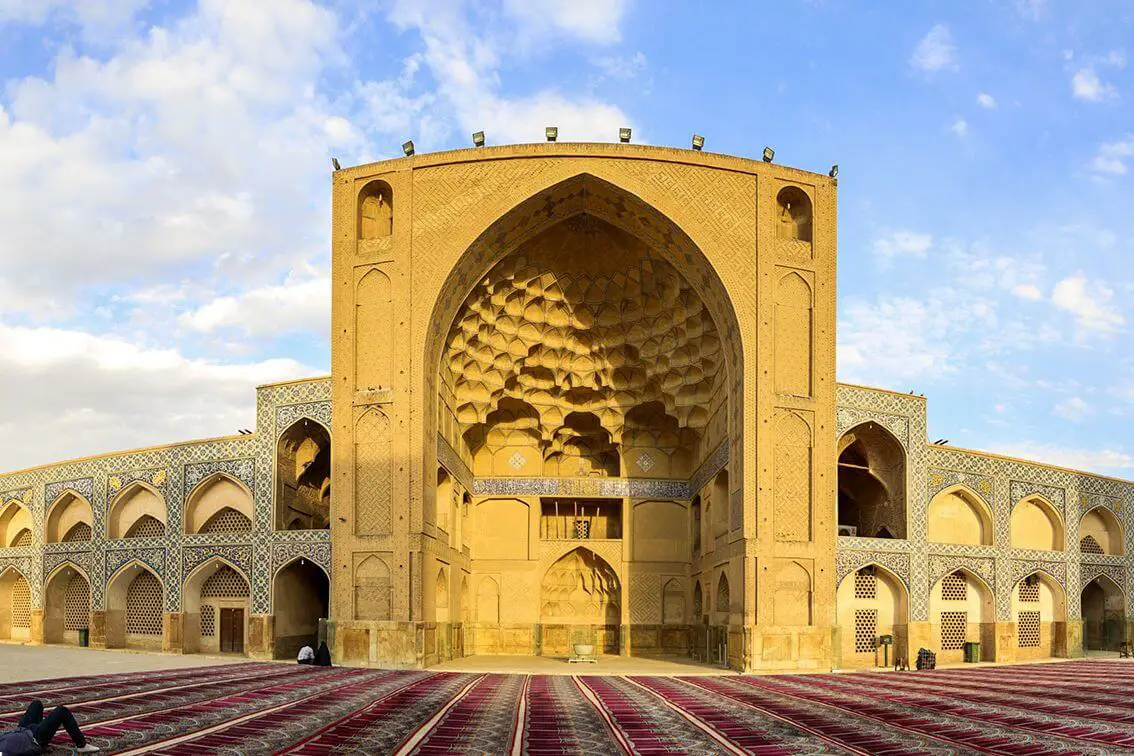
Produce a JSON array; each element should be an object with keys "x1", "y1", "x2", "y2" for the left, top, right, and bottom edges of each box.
[{"x1": 0, "y1": 0, "x2": 1132, "y2": 477}]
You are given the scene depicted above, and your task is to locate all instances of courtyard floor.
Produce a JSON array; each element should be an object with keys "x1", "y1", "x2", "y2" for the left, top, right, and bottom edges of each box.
[{"x1": 1, "y1": 648, "x2": 1133, "y2": 754}]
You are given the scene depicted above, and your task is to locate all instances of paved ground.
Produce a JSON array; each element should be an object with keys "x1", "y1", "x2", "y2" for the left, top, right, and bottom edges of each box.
[{"x1": 0, "y1": 642, "x2": 251, "y2": 683}]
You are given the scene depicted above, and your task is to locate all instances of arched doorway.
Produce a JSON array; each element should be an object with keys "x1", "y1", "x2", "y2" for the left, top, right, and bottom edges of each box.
[
  {"x1": 273, "y1": 558, "x2": 329, "y2": 660},
  {"x1": 836, "y1": 423, "x2": 906, "y2": 539},
  {"x1": 276, "y1": 419, "x2": 331, "y2": 530},
  {"x1": 1012, "y1": 571, "x2": 1067, "y2": 659},
  {"x1": 44, "y1": 564, "x2": 90, "y2": 645},
  {"x1": 1081, "y1": 575, "x2": 1125, "y2": 651},
  {"x1": 105, "y1": 562, "x2": 164, "y2": 650},
  {"x1": 184, "y1": 559, "x2": 251, "y2": 655},
  {"x1": 0, "y1": 567, "x2": 32, "y2": 641},
  {"x1": 928, "y1": 569, "x2": 995, "y2": 663},
  {"x1": 540, "y1": 547, "x2": 621, "y2": 656},
  {"x1": 835, "y1": 565, "x2": 908, "y2": 669}
]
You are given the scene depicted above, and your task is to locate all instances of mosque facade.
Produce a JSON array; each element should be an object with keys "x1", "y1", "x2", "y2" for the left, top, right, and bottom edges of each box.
[{"x1": 0, "y1": 143, "x2": 1129, "y2": 671}]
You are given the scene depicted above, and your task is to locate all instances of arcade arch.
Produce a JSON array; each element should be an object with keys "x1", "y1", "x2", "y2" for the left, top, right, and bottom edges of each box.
[
  {"x1": 540, "y1": 547, "x2": 621, "y2": 655},
  {"x1": 1081, "y1": 575, "x2": 1125, "y2": 651},
  {"x1": 1010, "y1": 497, "x2": 1064, "y2": 551},
  {"x1": 1080, "y1": 507, "x2": 1123, "y2": 556},
  {"x1": 1011, "y1": 571, "x2": 1066, "y2": 659},
  {"x1": 46, "y1": 492, "x2": 94, "y2": 543},
  {"x1": 927, "y1": 486, "x2": 993, "y2": 546},
  {"x1": 273, "y1": 558, "x2": 329, "y2": 660},
  {"x1": 835, "y1": 565, "x2": 908, "y2": 669},
  {"x1": 928, "y1": 569, "x2": 995, "y2": 663},
  {"x1": 107, "y1": 482, "x2": 166, "y2": 540},
  {"x1": 836, "y1": 423, "x2": 906, "y2": 539},
  {"x1": 185, "y1": 474, "x2": 253, "y2": 535},
  {"x1": 276, "y1": 419, "x2": 331, "y2": 531},
  {"x1": 184, "y1": 559, "x2": 250, "y2": 655},
  {"x1": 0, "y1": 501, "x2": 34, "y2": 547},
  {"x1": 44, "y1": 564, "x2": 90, "y2": 645},
  {"x1": 105, "y1": 562, "x2": 164, "y2": 649},
  {"x1": 0, "y1": 567, "x2": 32, "y2": 641}
]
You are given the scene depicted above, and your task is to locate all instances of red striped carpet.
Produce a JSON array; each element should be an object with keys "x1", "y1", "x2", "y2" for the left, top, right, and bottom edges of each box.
[{"x1": 1, "y1": 659, "x2": 1132, "y2": 753}]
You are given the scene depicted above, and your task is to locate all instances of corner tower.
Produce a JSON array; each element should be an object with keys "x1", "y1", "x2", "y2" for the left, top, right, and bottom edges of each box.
[{"x1": 329, "y1": 143, "x2": 837, "y2": 671}]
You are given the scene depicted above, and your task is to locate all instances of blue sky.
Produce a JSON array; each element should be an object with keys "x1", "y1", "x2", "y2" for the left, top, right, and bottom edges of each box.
[{"x1": 0, "y1": 0, "x2": 1132, "y2": 476}]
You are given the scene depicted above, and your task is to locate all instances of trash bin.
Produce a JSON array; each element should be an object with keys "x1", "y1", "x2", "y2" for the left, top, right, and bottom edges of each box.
[
  {"x1": 963, "y1": 641, "x2": 980, "y2": 663},
  {"x1": 78, "y1": 628, "x2": 89, "y2": 647}
]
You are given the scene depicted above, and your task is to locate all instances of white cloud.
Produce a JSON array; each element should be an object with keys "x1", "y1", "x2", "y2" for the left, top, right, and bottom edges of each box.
[
  {"x1": 503, "y1": 0, "x2": 628, "y2": 44},
  {"x1": 872, "y1": 229, "x2": 933, "y2": 259},
  {"x1": 595, "y1": 52, "x2": 648, "y2": 80},
  {"x1": 0, "y1": 0, "x2": 148, "y2": 38},
  {"x1": 1072, "y1": 68, "x2": 1116, "y2": 102},
  {"x1": 1106, "y1": 49, "x2": 1127, "y2": 69},
  {"x1": 1014, "y1": 0, "x2": 1047, "y2": 19},
  {"x1": 977, "y1": 92, "x2": 997, "y2": 109},
  {"x1": 179, "y1": 273, "x2": 330, "y2": 335},
  {"x1": 911, "y1": 24, "x2": 956, "y2": 72},
  {"x1": 1054, "y1": 396, "x2": 1091, "y2": 421},
  {"x1": 951, "y1": 118, "x2": 968, "y2": 137},
  {"x1": 0, "y1": 320, "x2": 320, "y2": 470},
  {"x1": 1012, "y1": 283, "x2": 1043, "y2": 301},
  {"x1": 1091, "y1": 136, "x2": 1134, "y2": 175},
  {"x1": 989, "y1": 441, "x2": 1134, "y2": 475},
  {"x1": 1051, "y1": 274, "x2": 1125, "y2": 333}
]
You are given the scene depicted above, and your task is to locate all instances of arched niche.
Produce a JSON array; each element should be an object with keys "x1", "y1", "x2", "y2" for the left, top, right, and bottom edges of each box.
[
  {"x1": 358, "y1": 179, "x2": 393, "y2": 239},
  {"x1": 835, "y1": 564, "x2": 908, "y2": 669},
  {"x1": 436, "y1": 467, "x2": 453, "y2": 533},
  {"x1": 837, "y1": 423, "x2": 906, "y2": 539},
  {"x1": 44, "y1": 563, "x2": 90, "y2": 645},
  {"x1": 435, "y1": 567, "x2": 450, "y2": 623},
  {"x1": 459, "y1": 576, "x2": 470, "y2": 623},
  {"x1": 477, "y1": 577, "x2": 500, "y2": 624},
  {"x1": 354, "y1": 555, "x2": 391, "y2": 621},
  {"x1": 541, "y1": 547, "x2": 621, "y2": 627},
  {"x1": 927, "y1": 485, "x2": 993, "y2": 546},
  {"x1": 183, "y1": 559, "x2": 250, "y2": 655},
  {"x1": 105, "y1": 562, "x2": 164, "y2": 650},
  {"x1": 276, "y1": 418, "x2": 331, "y2": 531},
  {"x1": 631, "y1": 500, "x2": 686, "y2": 562},
  {"x1": 662, "y1": 578, "x2": 685, "y2": 625},
  {"x1": 691, "y1": 496, "x2": 702, "y2": 555},
  {"x1": 772, "y1": 561, "x2": 812, "y2": 627},
  {"x1": 776, "y1": 186, "x2": 813, "y2": 243},
  {"x1": 1080, "y1": 507, "x2": 1123, "y2": 556},
  {"x1": 928, "y1": 569, "x2": 995, "y2": 663},
  {"x1": 107, "y1": 482, "x2": 167, "y2": 540},
  {"x1": 711, "y1": 469, "x2": 729, "y2": 538},
  {"x1": 0, "y1": 501, "x2": 33, "y2": 548},
  {"x1": 715, "y1": 571, "x2": 731, "y2": 616},
  {"x1": 0, "y1": 566, "x2": 32, "y2": 641},
  {"x1": 773, "y1": 272, "x2": 813, "y2": 397},
  {"x1": 1011, "y1": 571, "x2": 1067, "y2": 658},
  {"x1": 1081, "y1": 575, "x2": 1126, "y2": 651},
  {"x1": 1010, "y1": 496, "x2": 1065, "y2": 551},
  {"x1": 473, "y1": 498, "x2": 529, "y2": 560},
  {"x1": 693, "y1": 580, "x2": 704, "y2": 618},
  {"x1": 272, "y1": 557, "x2": 329, "y2": 660},
  {"x1": 355, "y1": 267, "x2": 393, "y2": 392},
  {"x1": 46, "y1": 492, "x2": 94, "y2": 544},
  {"x1": 185, "y1": 473, "x2": 253, "y2": 535}
]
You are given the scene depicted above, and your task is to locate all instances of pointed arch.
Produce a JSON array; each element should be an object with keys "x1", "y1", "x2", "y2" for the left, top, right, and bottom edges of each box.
[
  {"x1": 0, "y1": 500, "x2": 34, "y2": 547},
  {"x1": 435, "y1": 566, "x2": 450, "y2": 622},
  {"x1": 773, "y1": 272, "x2": 813, "y2": 396},
  {"x1": 185, "y1": 473, "x2": 253, "y2": 534},
  {"x1": 928, "y1": 567, "x2": 995, "y2": 663},
  {"x1": 183, "y1": 557, "x2": 251, "y2": 655},
  {"x1": 693, "y1": 579, "x2": 704, "y2": 618},
  {"x1": 1010, "y1": 495, "x2": 1065, "y2": 551},
  {"x1": 837, "y1": 422, "x2": 906, "y2": 539},
  {"x1": 272, "y1": 556, "x2": 329, "y2": 660},
  {"x1": 276, "y1": 417, "x2": 331, "y2": 531},
  {"x1": 662, "y1": 578, "x2": 685, "y2": 624},
  {"x1": 1081, "y1": 572, "x2": 1126, "y2": 651},
  {"x1": 44, "y1": 561, "x2": 90, "y2": 645},
  {"x1": 835, "y1": 563, "x2": 909, "y2": 668},
  {"x1": 716, "y1": 571, "x2": 731, "y2": 614},
  {"x1": 1080, "y1": 506, "x2": 1124, "y2": 556},
  {"x1": 46, "y1": 491, "x2": 94, "y2": 544},
  {"x1": 0, "y1": 565, "x2": 31, "y2": 641},
  {"x1": 1012, "y1": 570, "x2": 1067, "y2": 657},
  {"x1": 540, "y1": 546, "x2": 621, "y2": 626},
  {"x1": 107, "y1": 480, "x2": 167, "y2": 540},
  {"x1": 477, "y1": 577, "x2": 500, "y2": 624},
  {"x1": 927, "y1": 484, "x2": 993, "y2": 546},
  {"x1": 460, "y1": 576, "x2": 470, "y2": 623},
  {"x1": 354, "y1": 555, "x2": 391, "y2": 621},
  {"x1": 105, "y1": 560, "x2": 164, "y2": 649},
  {"x1": 772, "y1": 561, "x2": 812, "y2": 626}
]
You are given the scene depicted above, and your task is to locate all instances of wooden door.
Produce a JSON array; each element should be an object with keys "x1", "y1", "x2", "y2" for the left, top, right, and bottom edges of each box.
[{"x1": 220, "y1": 608, "x2": 244, "y2": 653}]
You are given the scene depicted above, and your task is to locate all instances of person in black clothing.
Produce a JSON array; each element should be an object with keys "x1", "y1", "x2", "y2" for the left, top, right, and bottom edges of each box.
[
  {"x1": 313, "y1": 641, "x2": 332, "y2": 667},
  {"x1": 0, "y1": 700, "x2": 100, "y2": 754}
]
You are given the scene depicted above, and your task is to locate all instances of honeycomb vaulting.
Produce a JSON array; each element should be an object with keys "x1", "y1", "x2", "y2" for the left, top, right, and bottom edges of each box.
[{"x1": 444, "y1": 215, "x2": 721, "y2": 468}]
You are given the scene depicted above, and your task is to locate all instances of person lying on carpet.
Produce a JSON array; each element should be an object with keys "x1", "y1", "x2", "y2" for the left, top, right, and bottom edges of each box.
[
  {"x1": 314, "y1": 641, "x2": 332, "y2": 667},
  {"x1": 298, "y1": 644, "x2": 316, "y2": 664},
  {"x1": 0, "y1": 700, "x2": 100, "y2": 754}
]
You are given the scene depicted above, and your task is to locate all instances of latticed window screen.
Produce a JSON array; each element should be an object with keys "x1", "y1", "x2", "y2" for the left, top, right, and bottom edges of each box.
[
  {"x1": 1019, "y1": 581, "x2": 1040, "y2": 603},
  {"x1": 1018, "y1": 610, "x2": 1041, "y2": 648},
  {"x1": 574, "y1": 520, "x2": 590, "y2": 539},
  {"x1": 854, "y1": 571, "x2": 876, "y2": 599},
  {"x1": 125, "y1": 572, "x2": 163, "y2": 635},
  {"x1": 11, "y1": 576, "x2": 31, "y2": 628},
  {"x1": 854, "y1": 609, "x2": 877, "y2": 653},
  {"x1": 941, "y1": 573, "x2": 967, "y2": 602},
  {"x1": 200, "y1": 508, "x2": 252, "y2": 534},
  {"x1": 10, "y1": 528, "x2": 32, "y2": 547},
  {"x1": 200, "y1": 604, "x2": 216, "y2": 637},
  {"x1": 940, "y1": 611, "x2": 967, "y2": 650},
  {"x1": 63, "y1": 522, "x2": 92, "y2": 542},
  {"x1": 1080, "y1": 535, "x2": 1104, "y2": 554},
  {"x1": 125, "y1": 515, "x2": 165, "y2": 539},
  {"x1": 201, "y1": 566, "x2": 249, "y2": 598},
  {"x1": 64, "y1": 576, "x2": 90, "y2": 631}
]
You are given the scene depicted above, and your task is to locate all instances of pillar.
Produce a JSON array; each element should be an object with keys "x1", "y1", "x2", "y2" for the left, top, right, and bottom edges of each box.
[
  {"x1": 248, "y1": 614, "x2": 275, "y2": 659},
  {"x1": 163, "y1": 612, "x2": 183, "y2": 653},
  {"x1": 89, "y1": 610, "x2": 107, "y2": 648}
]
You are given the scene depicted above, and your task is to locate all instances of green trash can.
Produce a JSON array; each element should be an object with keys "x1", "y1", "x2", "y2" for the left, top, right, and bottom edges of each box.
[
  {"x1": 963, "y1": 641, "x2": 979, "y2": 663},
  {"x1": 78, "y1": 628, "x2": 89, "y2": 647}
]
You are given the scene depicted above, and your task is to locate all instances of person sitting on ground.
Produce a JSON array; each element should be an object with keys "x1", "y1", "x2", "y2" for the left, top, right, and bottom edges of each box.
[
  {"x1": 0, "y1": 699, "x2": 100, "y2": 754},
  {"x1": 314, "y1": 641, "x2": 332, "y2": 667},
  {"x1": 297, "y1": 644, "x2": 315, "y2": 665}
]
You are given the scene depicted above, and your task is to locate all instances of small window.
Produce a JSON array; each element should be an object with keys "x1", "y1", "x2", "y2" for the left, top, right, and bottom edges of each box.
[
  {"x1": 776, "y1": 186, "x2": 813, "y2": 243},
  {"x1": 941, "y1": 573, "x2": 967, "y2": 602},
  {"x1": 358, "y1": 180, "x2": 393, "y2": 239},
  {"x1": 1017, "y1": 611, "x2": 1041, "y2": 648},
  {"x1": 1019, "y1": 580, "x2": 1040, "y2": 603},
  {"x1": 854, "y1": 609, "x2": 877, "y2": 653},
  {"x1": 940, "y1": 611, "x2": 967, "y2": 650},
  {"x1": 854, "y1": 570, "x2": 876, "y2": 600}
]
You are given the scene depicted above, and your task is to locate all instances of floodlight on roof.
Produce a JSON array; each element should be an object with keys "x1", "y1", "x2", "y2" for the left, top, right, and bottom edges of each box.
[
  {"x1": 691, "y1": 134, "x2": 705, "y2": 150},
  {"x1": 402, "y1": 140, "x2": 415, "y2": 157},
  {"x1": 545, "y1": 126, "x2": 558, "y2": 142}
]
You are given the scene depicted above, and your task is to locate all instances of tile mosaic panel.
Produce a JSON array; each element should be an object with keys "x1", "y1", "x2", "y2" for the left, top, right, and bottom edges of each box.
[{"x1": 473, "y1": 476, "x2": 691, "y2": 499}]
